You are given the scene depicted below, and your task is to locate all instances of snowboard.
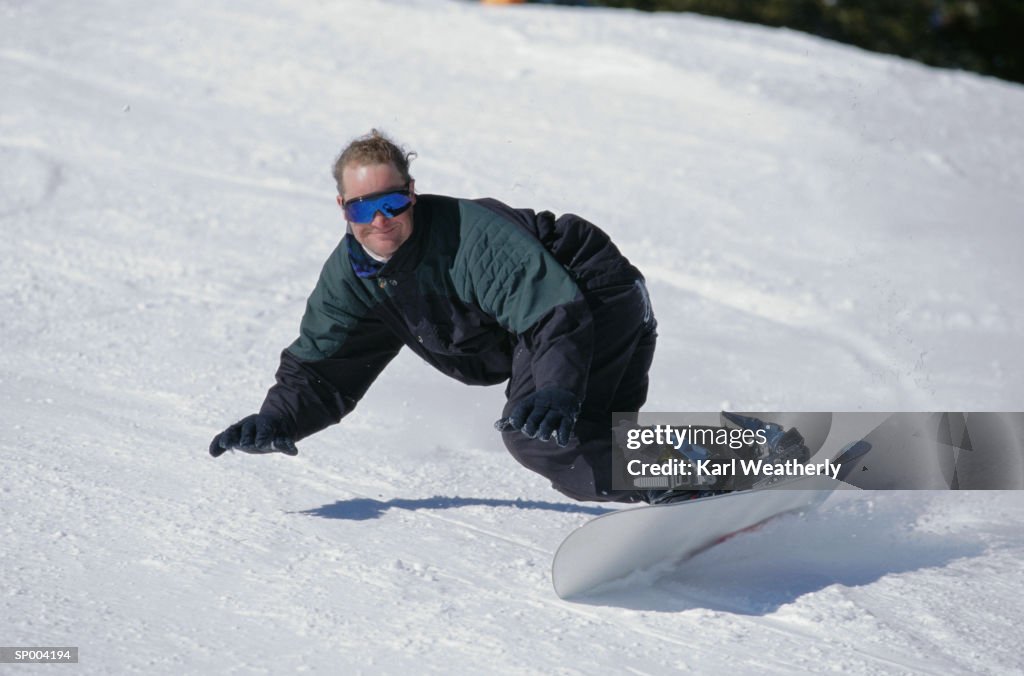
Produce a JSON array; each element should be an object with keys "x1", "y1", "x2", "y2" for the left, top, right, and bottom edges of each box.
[{"x1": 552, "y1": 463, "x2": 855, "y2": 599}]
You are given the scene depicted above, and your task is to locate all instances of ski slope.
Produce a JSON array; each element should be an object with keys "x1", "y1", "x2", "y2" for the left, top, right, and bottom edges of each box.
[{"x1": 3, "y1": 0, "x2": 1023, "y2": 672}]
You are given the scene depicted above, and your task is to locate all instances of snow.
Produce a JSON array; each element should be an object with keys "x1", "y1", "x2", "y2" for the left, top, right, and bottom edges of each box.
[{"x1": 2, "y1": 0, "x2": 1023, "y2": 673}]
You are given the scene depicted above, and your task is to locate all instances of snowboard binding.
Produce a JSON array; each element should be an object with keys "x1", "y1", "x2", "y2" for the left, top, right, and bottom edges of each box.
[
  {"x1": 721, "y1": 412, "x2": 811, "y2": 488},
  {"x1": 722, "y1": 412, "x2": 810, "y2": 462},
  {"x1": 640, "y1": 487, "x2": 730, "y2": 505}
]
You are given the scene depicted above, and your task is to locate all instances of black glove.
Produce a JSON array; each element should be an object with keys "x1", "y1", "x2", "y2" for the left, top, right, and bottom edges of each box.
[
  {"x1": 209, "y1": 414, "x2": 298, "y2": 457},
  {"x1": 495, "y1": 387, "x2": 580, "y2": 447}
]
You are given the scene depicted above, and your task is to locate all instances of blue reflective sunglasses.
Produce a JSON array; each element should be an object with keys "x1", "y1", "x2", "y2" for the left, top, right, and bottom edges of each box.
[{"x1": 342, "y1": 185, "x2": 413, "y2": 224}]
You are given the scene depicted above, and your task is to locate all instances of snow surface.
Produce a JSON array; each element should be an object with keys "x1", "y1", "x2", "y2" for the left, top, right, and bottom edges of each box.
[{"x1": 3, "y1": 0, "x2": 1024, "y2": 673}]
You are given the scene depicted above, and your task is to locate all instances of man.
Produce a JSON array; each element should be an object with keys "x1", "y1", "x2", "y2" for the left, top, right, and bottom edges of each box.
[{"x1": 209, "y1": 129, "x2": 657, "y2": 503}]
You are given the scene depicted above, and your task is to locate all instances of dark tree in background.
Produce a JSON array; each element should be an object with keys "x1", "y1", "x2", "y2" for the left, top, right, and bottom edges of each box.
[{"x1": 585, "y1": 0, "x2": 1024, "y2": 85}]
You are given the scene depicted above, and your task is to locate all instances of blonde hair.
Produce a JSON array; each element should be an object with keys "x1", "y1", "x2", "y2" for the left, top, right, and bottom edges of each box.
[{"x1": 332, "y1": 129, "x2": 416, "y2": 195}]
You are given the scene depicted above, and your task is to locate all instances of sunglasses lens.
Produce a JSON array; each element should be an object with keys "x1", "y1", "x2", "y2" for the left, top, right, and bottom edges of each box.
[
  {"x1": 344, "y1": 191, "x2": 411, "y2": 223},
  {"x1": 343, "y1": 201, "x2": 373, "y2": 223},
  {"x1": 377, "y1": 192, "x2": 412, "y2": 218}
]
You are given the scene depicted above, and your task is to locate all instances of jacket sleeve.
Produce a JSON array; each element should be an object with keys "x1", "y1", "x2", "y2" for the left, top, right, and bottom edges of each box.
[
  {"x1": 519, "y1": 288, "x2": 594, "y2": 402},
  {"x1": 259, "y1": 246, "x2": 403, "y2": 441},
  {"x1": 456, "y1": 202, "x2": 594, "y2": 402}
]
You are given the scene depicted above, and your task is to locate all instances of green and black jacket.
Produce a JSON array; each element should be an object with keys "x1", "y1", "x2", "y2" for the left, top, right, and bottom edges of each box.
[{"x1": 260, "y1": 195, "x2": 643, "y2": 440}]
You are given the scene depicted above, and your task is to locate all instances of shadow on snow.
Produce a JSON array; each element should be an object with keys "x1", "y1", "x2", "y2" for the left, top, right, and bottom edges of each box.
[
  {"x1": 299, "y1": 494, "x2": 989, "y2": 618},
  {"x1": 296, "y1": 495, "x2": 614, "y2": 521}
]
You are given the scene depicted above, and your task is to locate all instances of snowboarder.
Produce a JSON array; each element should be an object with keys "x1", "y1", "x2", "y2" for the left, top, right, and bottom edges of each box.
[{"x1": 209, "y1": 129, "x2": 657, "y2": 502}]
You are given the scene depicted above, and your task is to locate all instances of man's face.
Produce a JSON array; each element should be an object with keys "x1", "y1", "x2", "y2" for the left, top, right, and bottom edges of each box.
[{"x1": 338, "y1": 162, "x2": 415, "y2": 259}]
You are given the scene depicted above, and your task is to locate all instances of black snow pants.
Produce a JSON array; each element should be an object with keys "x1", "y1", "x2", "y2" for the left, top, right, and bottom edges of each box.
[{"x1": 500, "y1": 280, "x2": 656, "y2": 502}]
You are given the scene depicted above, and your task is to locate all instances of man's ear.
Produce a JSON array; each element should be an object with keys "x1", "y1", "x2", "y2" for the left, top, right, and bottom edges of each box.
[
  {"x1": 409, "y1": 179, "x2": 416, "y2": 205},
  {"x1": 336, "y1": 194, "x2": 345, "y2": 210}
]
